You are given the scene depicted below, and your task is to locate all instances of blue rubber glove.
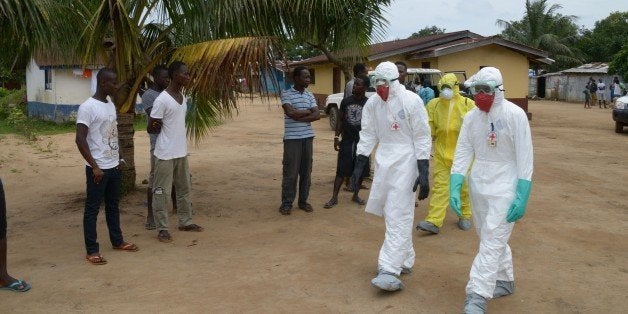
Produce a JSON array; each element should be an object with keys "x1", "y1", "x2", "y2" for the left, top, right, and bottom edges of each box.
[
  {"x1": 449, "y1": 173, "x2": 465, "y2": 217},
  {"x1": 506, "y1": 179, "x2": 532, "y2": 223}
]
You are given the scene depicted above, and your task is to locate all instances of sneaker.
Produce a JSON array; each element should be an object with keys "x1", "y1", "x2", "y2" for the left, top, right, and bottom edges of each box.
[
  {"x1": 493, "y1": 280, "x2": 515, "y2": 298},
  {"x1": 463, "y1": 293, "x2": 487, "y2": 314},
  {"x1": 457, "y1": 218, "x2": 472, "y2": 231},
  {"x1": 371, "y1": 271, "x2": 404, "y2": 291},
  {"x1": 416, "y1": 221, "x2": 440, "y2": 234}
]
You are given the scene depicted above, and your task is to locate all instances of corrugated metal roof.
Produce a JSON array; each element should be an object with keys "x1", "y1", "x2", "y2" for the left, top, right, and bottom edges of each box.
[{"x1": 561, "y1": 62, "x2": 608, "y2": 74}]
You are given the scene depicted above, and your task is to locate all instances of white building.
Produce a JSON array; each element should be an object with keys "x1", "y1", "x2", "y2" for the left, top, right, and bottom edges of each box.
[{"x1": 25, "y1": 57, "x2": 101, "y2": 122}]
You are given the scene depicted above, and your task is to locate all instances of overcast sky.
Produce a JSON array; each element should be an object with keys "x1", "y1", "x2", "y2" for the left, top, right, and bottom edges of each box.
[{"x1": 381, "y1": 0, "x2": 628, "y2": 40}]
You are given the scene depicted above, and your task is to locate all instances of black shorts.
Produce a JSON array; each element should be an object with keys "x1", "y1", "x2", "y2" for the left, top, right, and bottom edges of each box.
[
  {"x1": 335, "y1": 141, "x2": 370, "y2": 178},
  {"x1": 0, "y1": 178, "x2": 6, "y2": 239}
]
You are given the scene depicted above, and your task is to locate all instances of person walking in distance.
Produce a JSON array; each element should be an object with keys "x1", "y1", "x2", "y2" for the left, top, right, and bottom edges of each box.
[{"x1": 416, "y1": 73, "x2": 475, "y2": 235}]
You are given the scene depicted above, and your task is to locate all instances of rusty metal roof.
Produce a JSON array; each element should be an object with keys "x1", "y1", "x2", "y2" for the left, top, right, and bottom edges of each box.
[{"x1": 561, "y1": 62, "x2": 609, "y2": 74}]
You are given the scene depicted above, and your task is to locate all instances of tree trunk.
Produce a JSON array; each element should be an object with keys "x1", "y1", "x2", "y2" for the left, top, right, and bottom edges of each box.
[{"x1": 117, "y1": 112, "x2": 136, "y2": 195}]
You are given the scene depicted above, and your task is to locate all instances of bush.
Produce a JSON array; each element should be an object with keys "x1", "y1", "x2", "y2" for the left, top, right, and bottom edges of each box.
[{"x1": 0, "y1": 88, "x2": 26, "y2": 119}]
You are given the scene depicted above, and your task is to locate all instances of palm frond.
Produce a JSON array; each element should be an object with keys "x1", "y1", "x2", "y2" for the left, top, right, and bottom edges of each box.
[{"x1": 171, "y1": 37, "x2": 280, "y2": 142}]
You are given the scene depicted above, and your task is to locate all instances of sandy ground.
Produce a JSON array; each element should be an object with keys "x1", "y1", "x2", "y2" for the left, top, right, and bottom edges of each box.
[{"x1": 0, "y1": 98, "x2": 626, "y2": 313}]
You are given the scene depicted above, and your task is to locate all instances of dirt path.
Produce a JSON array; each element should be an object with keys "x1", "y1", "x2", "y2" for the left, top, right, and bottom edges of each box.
[{"x1": 0, "y1": 98, "x2": 626, "y2": 312}]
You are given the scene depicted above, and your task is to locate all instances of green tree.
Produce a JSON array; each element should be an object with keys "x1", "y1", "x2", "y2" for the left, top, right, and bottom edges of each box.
[
  {"x1": 576, "y1": 11, "x2": 628, "y2": 63},
  {"x1": 496, "y1": 0, "x2": 581, "y2": 72},
  {"x1": 608, "y1": 44, "x2": 628, "y2": 82},
  {"x1": 23, "y1": 0, "x2": 390, "y2": 191},
  {"x1": 408, "y1": 26, "x2": 446, "y2": 39},
  {"x1": 0, "y1": 0, "x2": 51, "y2": 86}
]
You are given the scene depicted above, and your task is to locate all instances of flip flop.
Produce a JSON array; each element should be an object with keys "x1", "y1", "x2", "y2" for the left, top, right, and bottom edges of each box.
[
  {"x1": 86, "y1": 254, "x2": 108, "y2": 265},
  {"x1": 113, "y1": 242, "x2": 139, "y2": 252},
  {"x1": 323, "y1": 199, "x2": 338, "y2": 209},
  {"x1": 0, "y1": 280, "x2": 31, "y2": 292}
]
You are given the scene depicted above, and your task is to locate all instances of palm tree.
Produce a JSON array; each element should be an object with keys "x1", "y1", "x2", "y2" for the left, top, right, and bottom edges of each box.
[
  {"x1": 37, "y1": 0, "x2": 390, "y2": 192},
  {"x1": 0, "y1": 0, "x2": 52, "y2": 85},
  {"x1": 496, "y1": 0, "x2": 581, "y2": 72}
]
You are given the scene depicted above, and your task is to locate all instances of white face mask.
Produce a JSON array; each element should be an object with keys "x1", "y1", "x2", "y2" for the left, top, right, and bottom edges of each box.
[{"x1": 441, "y1": 88, "x2": 454, "y2": 100}]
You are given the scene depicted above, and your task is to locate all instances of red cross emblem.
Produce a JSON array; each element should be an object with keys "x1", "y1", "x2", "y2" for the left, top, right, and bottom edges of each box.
[{"x1": 391, "y1": 122, "x2": 400, "y2": 130}]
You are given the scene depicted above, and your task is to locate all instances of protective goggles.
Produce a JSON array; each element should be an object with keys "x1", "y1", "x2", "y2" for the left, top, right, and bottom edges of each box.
[
  {"x1": 469, "y1": 81, "x2": 498, "y2": 95},
  {"x1": 371, "y1": 75, "x2": 397, "y2": 88},
  {"x1": 440, "y1": 84, "x2": 453, "y2": 90}
]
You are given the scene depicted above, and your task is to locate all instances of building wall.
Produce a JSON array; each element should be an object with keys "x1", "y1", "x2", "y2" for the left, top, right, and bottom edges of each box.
[
  {"x1": 26, "y1": 60, "x2": 143, "y2": 122},
  {"x1": 438, "y1": 45, "x2": 529, "y2": 99},
  {"x1": 542, "y1": 73, "x2": 617, "y2": 103}
]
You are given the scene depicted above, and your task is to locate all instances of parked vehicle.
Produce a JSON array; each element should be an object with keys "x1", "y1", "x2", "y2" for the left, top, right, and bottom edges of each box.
[
  {"x1": 612, "y1": 95, "x2": 628, "y2": 133},
  {"x1": 323, "y1": 68, "x2": 442, "y2": 130}
]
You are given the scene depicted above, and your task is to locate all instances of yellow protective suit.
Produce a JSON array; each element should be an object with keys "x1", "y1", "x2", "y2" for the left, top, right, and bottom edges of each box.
[{"x1": 424, "y1": 74, "x2": 475, "y2": 227}]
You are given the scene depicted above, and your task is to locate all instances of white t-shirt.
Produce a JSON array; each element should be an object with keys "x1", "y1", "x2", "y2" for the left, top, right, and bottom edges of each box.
[
  {"x1": 150, "y1": 91, "x2": 188, "y2": 160},
  {"x1": 76, "y1": 97, "x2": 120, "y2": 169},
  {"x1": 597, "y1": 82, "x2": 606, "y2": 96}
]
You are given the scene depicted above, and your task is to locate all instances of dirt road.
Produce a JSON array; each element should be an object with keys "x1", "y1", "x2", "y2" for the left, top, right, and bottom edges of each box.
[{"x1": 0, "y1": 98, "x2": 626, "y2": 312}]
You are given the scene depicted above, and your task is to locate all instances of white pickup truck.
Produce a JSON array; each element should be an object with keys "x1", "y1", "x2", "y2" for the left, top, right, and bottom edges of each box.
[{"x1": 323, "y1": 68, "x2": 443, "y2": 130}]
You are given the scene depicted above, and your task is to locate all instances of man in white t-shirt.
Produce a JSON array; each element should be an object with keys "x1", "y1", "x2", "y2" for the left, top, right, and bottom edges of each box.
[
  {"x1": 148, "y1": 61, "x2": 203, "y2": 243},
  {"x1": 596, "y1": 78, "x2": 607, "y2": 109},
  {"x1": 76, "y1": 68, "x2": 139, "y2": 265}
]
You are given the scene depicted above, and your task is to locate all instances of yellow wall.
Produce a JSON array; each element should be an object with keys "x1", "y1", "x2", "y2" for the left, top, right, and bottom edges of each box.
[
  {"x1": 305, "y1": 45, "x2": 530, "y2": 99},
  {"x1": 306, "y1": 64, "x2": 336, "y2": 94},
  {"x1": 438, "y1": 45, "x2": 529, "y2": 98}
]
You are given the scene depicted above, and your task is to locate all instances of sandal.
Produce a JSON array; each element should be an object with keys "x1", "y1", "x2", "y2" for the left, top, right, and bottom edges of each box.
[
  {"x1": 158, "y1": 231, "x2": 173, "y2": 243},
  {"x1": 113, "y1": 242, "x2": 139, "y2": 252},
  {"x1": 323, "y1": 199, "x2": 338, "y2": 209},
  {"x1": 178, "y1": 224, "x2": 203, "y2": 232},
  {"x1": 352, "y1": 196, "x2": 366, "y2": 205},
  {"x1": 86, "y1": 254, "x2": 107, "y2": 265},
  {"x1": 0, "y1": 280, "x2": 31, "y2": 292}
]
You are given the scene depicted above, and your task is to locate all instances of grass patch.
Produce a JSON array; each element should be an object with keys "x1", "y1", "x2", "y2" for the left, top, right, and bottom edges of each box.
[{"x1": 0, "y1": 114, "x2": 149, "y2": 136}]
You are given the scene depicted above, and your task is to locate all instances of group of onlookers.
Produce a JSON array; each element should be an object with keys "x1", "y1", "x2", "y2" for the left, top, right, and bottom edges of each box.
[{"x1": 584, "y1": 76, "x2": 626, "y2": 109}]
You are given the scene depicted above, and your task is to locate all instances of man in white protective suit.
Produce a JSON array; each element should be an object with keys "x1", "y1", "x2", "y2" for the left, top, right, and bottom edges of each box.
[
  {"x1": 449, "y1": 66, "x2": 533, "y2": 313},
  {"x1": 350, "y1": 61, "x2": 432, "y2": 291}
]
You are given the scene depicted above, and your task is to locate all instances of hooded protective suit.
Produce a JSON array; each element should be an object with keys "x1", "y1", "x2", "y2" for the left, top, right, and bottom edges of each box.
[
  {"x1": 423, "y1": 74, "x2": 475, "y2": 228},
  {"x1": 357, "y1": 61, "x2": 432, "y2": 275},
  {"x1": 451, "y1": 67, "x2": 533, "y2": 300}
]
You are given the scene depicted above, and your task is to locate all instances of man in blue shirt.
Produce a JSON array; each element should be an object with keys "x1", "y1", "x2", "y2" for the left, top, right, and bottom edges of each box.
[{"x1": 279, "y1": 66, "x2": 321, "y2": 215}]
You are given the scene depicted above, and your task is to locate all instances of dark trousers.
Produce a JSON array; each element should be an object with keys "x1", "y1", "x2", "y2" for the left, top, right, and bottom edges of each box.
[
  {"x1": 84, "y1": 166, "x2": 123, "y2": 255},
  {"x1": 281, "y1": 138, "x2": 313, "y2": 207},
  {"x1": 0, "y1": 178, "x2": 6, "y2": 240}
]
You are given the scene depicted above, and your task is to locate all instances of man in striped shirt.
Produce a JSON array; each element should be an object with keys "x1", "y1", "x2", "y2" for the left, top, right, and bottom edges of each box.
[{"x1": 279, "y1": 66, "x2": 321, "y2": 215}]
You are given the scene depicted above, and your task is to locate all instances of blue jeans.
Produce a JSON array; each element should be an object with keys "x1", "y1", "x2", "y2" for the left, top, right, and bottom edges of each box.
[{"x1": 84, "y1": 166, "x2": 124, "y2": 255}]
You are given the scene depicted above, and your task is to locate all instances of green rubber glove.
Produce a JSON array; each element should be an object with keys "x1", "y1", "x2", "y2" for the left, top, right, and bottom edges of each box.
[
  {"x1": 506, "y1": 179, "x2": 532, "y2": 223},
  {"x1": 449, "y1": 173, "x2": 465, "y2": 217}
]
